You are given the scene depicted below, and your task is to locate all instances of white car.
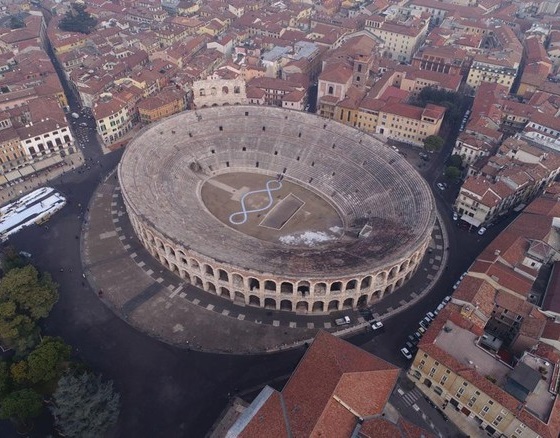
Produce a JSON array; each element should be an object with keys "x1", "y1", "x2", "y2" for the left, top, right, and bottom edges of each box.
[
  {"x1": 371, "y1": 320, "x2": 384, "y2": 331},
  {"x1": 401, "y1": 347, "x2": 413, "y2": 360},
  {"x1": 478, "y1": 227, "x2": 487, "y2": 235},
  {"x1": 437, "y1": 183, "x2": 445, "y2": 191},
  {"x1": 453, "y1": 212, "x2": 458, "y2": 221},
  {"x1": 71, "y1": 112, "x2": 80, "y2": 119},
  {"x1": 443, "y1": 296, "x2": 451, "y2": 303}
]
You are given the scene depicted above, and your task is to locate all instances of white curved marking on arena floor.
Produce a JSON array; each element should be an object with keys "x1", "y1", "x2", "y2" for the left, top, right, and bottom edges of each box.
[{"x1": 229, "y1": 179, "x2": 282, "y2": 225}]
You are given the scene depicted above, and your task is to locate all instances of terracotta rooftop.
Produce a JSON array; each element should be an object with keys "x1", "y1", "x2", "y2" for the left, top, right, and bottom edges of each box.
[{"x1": 232, "y1": 331, "x2": 403, "y2": 438}]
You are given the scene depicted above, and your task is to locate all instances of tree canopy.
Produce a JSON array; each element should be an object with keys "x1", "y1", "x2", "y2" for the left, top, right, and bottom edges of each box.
[
  {"x1": 58, "y1": 3, "x2": 98, "y2": 34},
  {"x1": 0, "y1": 265, "x2": 58, "y2": 320},
  {"x1": 0, "y1": 301, "x2": 39, "y2": 355},
  {"x1": 423, "y1": 135, "x2": 444, "y2": 152},
  {"x1": 1, "y1": 246, "x2": 30, "y2": 273},
  {"x1": 24, "y1": 337, "x2": 72, "y2": 384},
  {"x1": 50, "y1": 372, "x2": 120, "y2": 438},
  {"x1": 448, "y1": 154, "x2": 463, "y2": 168},
  {"x1": 445, "y1": 166, "x2": 462, "y2": 180},
  {"x1": 413, "y1": 87, "x2": 470, "y2": 126},
  {"x1": 0, "y1": 388, "x2": 42, "y2": 426}
]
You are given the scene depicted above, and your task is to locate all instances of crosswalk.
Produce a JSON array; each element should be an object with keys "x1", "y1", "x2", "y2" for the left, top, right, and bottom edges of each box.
[{"x1": 398, "y1": 387, "x2": 422, "y2": 407}]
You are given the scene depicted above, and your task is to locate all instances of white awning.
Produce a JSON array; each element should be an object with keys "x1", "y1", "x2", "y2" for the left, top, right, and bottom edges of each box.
[{"x1": 460, "y1": 215, "x2": 482, "y2": 227}]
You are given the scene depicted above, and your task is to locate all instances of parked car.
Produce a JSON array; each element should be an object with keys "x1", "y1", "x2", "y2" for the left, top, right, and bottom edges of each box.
[
  {"x1": 335, "y1": 316, "x2": 351, "y2": 326},
  {"x1": 71, "y1": 112, "x2": 80, "y2": 119},
  {"x1": 401, "y1": 347, "x2": 413, "y2": 360},
  {"x1": 443, "y1": 296, "x2": 451, "y2": 303},
  {"x1": 478, "y1": 226, "x2": 487, "y2": 235},
  {"x1": 418, "y1": 326, "x2": 427, "y2": 335},
  {"x1": 426, "y1": 311, "x2": 435, "y2": 320},
  {"x1": 436, "y1": 303, "x2": 445, "y2": 312},
  {"x1": 408, "y1": 334, "x2": 419, "y2": 345},
  {"x1": 371, "y1": 320, "x2": 384, "y2": 331},
  {"x1": 419, "y1": 318, "x2": 431, "y2": 329},
  {"x1": 453, "y1": 212, "x2": 458, "y2": 221},
  {"x1": 437, "y1": 182, "x2": 446, "y2": 191}
]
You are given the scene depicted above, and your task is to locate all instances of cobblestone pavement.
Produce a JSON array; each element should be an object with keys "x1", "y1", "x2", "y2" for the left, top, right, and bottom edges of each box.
[{"x1": 81, "y1": 167, "x2": 448, "y2": 354}]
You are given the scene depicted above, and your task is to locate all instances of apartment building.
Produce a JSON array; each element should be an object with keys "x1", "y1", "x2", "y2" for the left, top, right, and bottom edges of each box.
[
  {"x1": 93, "y1": 87, "x2": 142, "y2": 145},
  {"x1": 453, "y1": 132, "x2": 496, "y2": 166},
  {"x1": 137, "y1": 88, "x2": 187, "y2": 124},
  {"x1": 465, "y1": 27, "x2": 522, "y2": 93},
  {"x1": 365, "y1": 15, "x2": 429, "y2": 62},
  {"x1": 409, "y1": 192, "x2": 560, "y2": 438}
]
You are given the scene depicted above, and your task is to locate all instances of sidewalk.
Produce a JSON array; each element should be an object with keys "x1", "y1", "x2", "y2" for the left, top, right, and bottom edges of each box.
[{"x1": 0, "y1": 150, "x2": 85, "y2": 205}]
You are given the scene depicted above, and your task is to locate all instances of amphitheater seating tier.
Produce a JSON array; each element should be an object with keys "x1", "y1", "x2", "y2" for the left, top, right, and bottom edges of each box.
[{"x1": 119, "y1": 106, "x2": 435, "y2": 277}]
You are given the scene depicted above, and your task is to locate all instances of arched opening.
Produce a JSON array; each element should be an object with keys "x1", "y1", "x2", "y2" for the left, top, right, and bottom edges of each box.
[
  {"x1": 220, "y1": 287, "x2": 230, "y2": 299},
  {"x1": 314, "y1": 282, "x2": 327, "y2": 296},
  {"x1": 423, "y1": 379, "x2": 432, "y2": 388},
  {"x1": 280, "y1": 300, "x2": 292, "y2": 311},
  {"x1": 194, "y1": 276, "x2": 203, "y2": 288},
  {"x1": 360, "y1": 276, "x2": 372, "y2": 289},
  {"x1": 396, "y1": 277, "x2": 405, "y2": 287},
  {"x1": 222, "y1": 86, "x2": 229, "y2": 94},
  {"x1": 249, "y1": 277, "x2": 260, "y2": 291},
  {"x1": 346, "y1": 280, "x2": 357, "y2": 292},
  {"x1": 357, "y1": 294, "x2": 368, "y2": 307},
  {"x1": 342, "y1": 298, "x2": 353, "y2": 309},
  {"x1": 169, "y1": 263, "x2": 178, "y2": 274},
  {"x1": 384, "y1": 285, "x2": 393, "y2": 295},
  {"x1": 204, "y1": 264, "x2": 214, "y2": 276},
  {"x1": 376, "y1": 272, "x2": 387, "y2": 283},
  {"x1": 249, "y1": 295, "x2": 260, "y2": 307},
  {"x1": 328, "y1": 300, "x2": 339, "y2": 311},
  {"x1": 389, "y1": 266, "x2": 398, "y2": 279},
  {"x1": 199, "y1": 88, "x2": 205, "y2": 96},
  {"x1": 330, "y1": 281, "x2": 342, "y2": 293},
  {"x1": 190, "y1": 259, "x2": 200, "y2": 270},
  {"x1": 281, "y1": 282, "x2": 293, "y2": 295},
  {"x1": 207, "y1": 282, "x2": 217, "y2": 294},
  {"x1": 297, "y1": 281, "x2": 310, "y2": 297},
  {"x1": 264, "y1": 280, "x2": 276, "y2": 292},
  {"x1": 296, "y1": 301, "x2": 308, "y2": 312},
  {"x1": 312, "y1": 301, "x2": 324, "y2": 313},
  {"x1": 211, "y1": 87, "x2": 217, "y2": 96},
  {"x1": 218, "y1": 269, "x2": 228, "y2": 282},
  {"x1": 400, "y1": 261, "x2": 408, "y2": 272},
  {"x1": 264, "y1": 298, "x2": 276, "y2": 309},
  {"x1": 232, "y1": 273, "x2": 244, "y2": 288},
  {"x1": 181, "y1": 271, "x2": 191, "y2": 283},
  {"x1": 234, "y1": 291, "x2": 245, "y2": 304},
  {"x1": 371, "y1": 290, "x2": 382, "y2": 302}
]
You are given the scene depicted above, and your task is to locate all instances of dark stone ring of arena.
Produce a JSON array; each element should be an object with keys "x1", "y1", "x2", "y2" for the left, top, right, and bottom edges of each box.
[{"x1": 118, "y1": 105, "x2": 435, "y2": 314}]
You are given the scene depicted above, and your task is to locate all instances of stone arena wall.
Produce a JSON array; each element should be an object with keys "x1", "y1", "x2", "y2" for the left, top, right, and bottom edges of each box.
[{"x1": 118, "y1": 105, "x2": 435, "y2": 313}]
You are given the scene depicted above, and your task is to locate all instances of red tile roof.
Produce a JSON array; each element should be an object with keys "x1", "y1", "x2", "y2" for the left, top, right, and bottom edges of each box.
[{"x1": 236, "y1": 331, "x2": 402, "y2": 438}]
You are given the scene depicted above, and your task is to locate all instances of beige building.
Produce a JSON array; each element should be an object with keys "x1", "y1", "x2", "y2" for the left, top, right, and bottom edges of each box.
[
  {"x1": 410, "y1": 314, "x2": 560, "y2": 438},
  {"x1": 365, "y1": 16, "x2": 429, "y2": 62},
  {"x1": 192, "y1": 78, "x2": 247, "y2": 108}
]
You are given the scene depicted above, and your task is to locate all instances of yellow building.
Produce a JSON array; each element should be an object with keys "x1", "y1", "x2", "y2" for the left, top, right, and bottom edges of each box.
[
  {"x1": 137, "y1": 88, "x2": 187, "y2": 124},
  {"x1": 0, "y1": 127, "x2": 25, "y2": 174},
  {"x1": 409, "y1": 313, "x2": 560, "y2": 438}
]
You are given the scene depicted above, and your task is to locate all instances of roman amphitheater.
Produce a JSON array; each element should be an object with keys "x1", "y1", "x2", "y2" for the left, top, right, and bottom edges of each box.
[{"x1": 118, "y1": 106, "x2": 436, "y2": 314}]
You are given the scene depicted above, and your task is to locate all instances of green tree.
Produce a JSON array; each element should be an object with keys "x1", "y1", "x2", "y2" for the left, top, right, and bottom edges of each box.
[
  {"x1": 50, "y1": 372, "x2": 120, "y2": 438},
  {"x1": 1, "y1": 246, "x2": 30, "y2": 273},
  {"x1": 414, "y1": 87, "x2": 470, "y2": 125},
  {"x1": 423, "y1": 135, "x2": 444, "y2": 152},
  {"x1": 26, "y1": 337, "x2": 71, "y2": 384},
  {"x1": 9, "y1": 16, "x2": 25, "y2": 29},
  {"x1": 0, "y1": 301, "x2": 39, "y2": 355},
  {"x1": 448, "y1": 154, "x2": 463, "y2": 168},
  {"x1": 0, "y1": 388, "x2": 42, "y2": 427},
  {"x1": 10, "y1": 360, "x2": 28, "y2": 384},
  {"x1": 58, "y1": 3, "x2": 98, "y2": 34},
  {"x1": 0, "y1": 265, "x2": 58, "y2": 320},
  {"x1": 445, "y1": 166, "x2": 461, "y2": 180},
  {"x1": 0, "y1": 360, "x2": 11, "y2": 397}
]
